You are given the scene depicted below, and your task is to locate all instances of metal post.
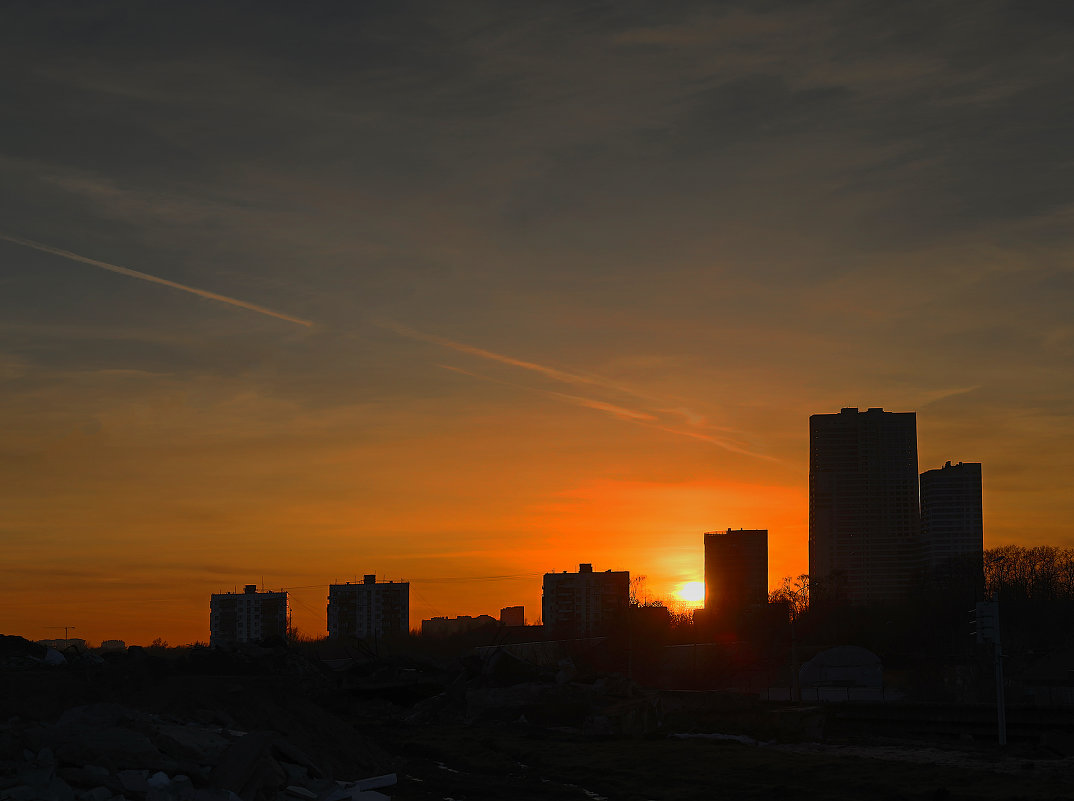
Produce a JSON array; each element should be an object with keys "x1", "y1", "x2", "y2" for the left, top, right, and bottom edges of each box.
[
  {"x1": 994, "y1": 593, "x2": 1006, "y2": 747},
  {"x1": 791, "y1": 616, "x2": 801, "y2": 702}
]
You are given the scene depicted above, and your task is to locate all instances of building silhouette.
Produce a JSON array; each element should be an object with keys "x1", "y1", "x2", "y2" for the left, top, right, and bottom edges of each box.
[
  {"x1": 542, "y1": 563, "x2": 629, "y2": 638},
  {"x1": 704, "y1": 528, "x2": 769, "y2": 619},
  {"x1": 421, "y1": 614, "x2": 497, "y2": 637},
  {"x1": 499, "y1": 605, "x2": 525, "y2": 627},
  {"x1": 327, "y1": 575, "x2": 409, "y2": 640},
  {"x1": 921, "y1": 461, "x2": 984, "y2": 569},
  {"x1": 210, "y1": 584, "x2": 288, "y2": 646},
  {"x1": 809, "y1": 407, "x2": 921, "y2": 603}
]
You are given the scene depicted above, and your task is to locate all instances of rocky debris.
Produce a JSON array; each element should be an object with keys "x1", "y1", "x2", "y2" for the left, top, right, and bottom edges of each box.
[
  {"x1": 209, "y1": 731, "x2": 289, "y2": 800},
  {"x1": 401, "y1": 670, "x2": 665, "y2": 737},
  {"x1": 0, "y1": 702, "x2": 395, "y2": 801},
  {"x1": 321, "y1": 774, "x2": 396, "y2": 801},
  {"x1": 0, "y1": 636, "x2": 48, "y2": 671}
]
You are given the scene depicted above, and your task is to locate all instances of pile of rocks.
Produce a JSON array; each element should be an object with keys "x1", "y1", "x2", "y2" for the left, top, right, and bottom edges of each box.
[{"x1": 0, "y1": 703, "x2": 394, "y2": 801}]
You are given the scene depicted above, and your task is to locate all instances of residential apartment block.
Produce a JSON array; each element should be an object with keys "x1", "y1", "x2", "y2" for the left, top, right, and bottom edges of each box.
[
  {"x1": 420, "y1": 614, "x2": 497, "y2": 637},
  {"x1": 809, "y1": 407, "x2": 922, "y2": 603},
  {"x1": 542, "y1": 563, "x2": 629, "y2": 638},
  {"x1": 921, "y1": 461, "x2": 984, "y2": 569},
  {"x1": 327, "y1": 575, "x2": 409, "y2": 640},
  {"x1": 499, "y1": 605, "x2": 525, "y2": 627},
  {"x1": 209, "y1": 584, "x2": 288, "y2": 646},
  {"x1": 704, "y1": 528, "x2": 769, "y2": 617}
]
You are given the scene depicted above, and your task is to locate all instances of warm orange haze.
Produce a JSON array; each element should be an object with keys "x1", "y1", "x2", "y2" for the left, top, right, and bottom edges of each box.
[{"x1": 2, "y1": 3, "x2": 1073, "y2": 647}]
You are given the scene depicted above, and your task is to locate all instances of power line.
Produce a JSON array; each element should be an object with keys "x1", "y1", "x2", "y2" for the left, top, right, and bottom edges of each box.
[{"x1": 276, "y1": 572, "x2": 543, "y2": 591}]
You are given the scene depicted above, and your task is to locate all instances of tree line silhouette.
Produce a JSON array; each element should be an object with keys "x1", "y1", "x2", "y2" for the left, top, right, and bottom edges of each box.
[{"x1": 764, "y1": 546, "x2": 1074, "y2": 696}]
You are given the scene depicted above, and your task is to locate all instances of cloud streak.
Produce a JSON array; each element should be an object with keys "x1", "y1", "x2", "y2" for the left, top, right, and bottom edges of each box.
[
  {"x1": 435, "y1": 348, "x2": 776, "y2": 461},
  {"x1": 439, "y1": 363, "x2": 658, "y2": 423},
  {"x1": 382, "y1": 320, "x2": 712, "y2": 417},
  {"x1": 383, "y1": 321, "x2": 612, "y2": 389},
  {"x1": 0, "y1": 233, "x2": 313, "y2": 328}
]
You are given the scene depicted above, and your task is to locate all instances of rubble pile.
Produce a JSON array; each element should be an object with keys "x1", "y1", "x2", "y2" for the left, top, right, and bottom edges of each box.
[
  {"x1": 0, "y1": 636, "x2": 49, "y2": 671},
  {"x1": 0, "y1": 702, "x2": 396, "y2": 801},
  {"x1": 0, "y1": 633, "x2": 842, "y2": 801}
]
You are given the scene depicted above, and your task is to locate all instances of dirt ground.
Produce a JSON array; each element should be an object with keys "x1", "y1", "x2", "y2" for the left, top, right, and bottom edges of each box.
[{"x1": 380, "y1": 723, "x2": 1074, "y2": 801}]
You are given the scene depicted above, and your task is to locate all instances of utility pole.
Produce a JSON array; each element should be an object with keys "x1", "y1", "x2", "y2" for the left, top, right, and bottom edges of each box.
[
  {"x1": 790, "y1": 613, "x2": 801, "y2": 702},
  {"x1": 973, "y1": 596, "x2": 1006, "y2": 746},
  {"x1": 992, "y1": 595, "x2": 1007, "y2": 747}
]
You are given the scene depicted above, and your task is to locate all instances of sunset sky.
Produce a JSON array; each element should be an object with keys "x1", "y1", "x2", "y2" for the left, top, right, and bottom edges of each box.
[{"x1": 2, "y1": 2, "x2": 1072, "y2": 645}]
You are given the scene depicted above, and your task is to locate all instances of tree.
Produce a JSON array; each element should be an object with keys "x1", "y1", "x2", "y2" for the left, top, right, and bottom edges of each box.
[
  {"x1": 629, "y1": 575, "x2": 650, "y2": 607},
  {"x1": 769, "y1": 574, "x2": 810, "y2": 620}
]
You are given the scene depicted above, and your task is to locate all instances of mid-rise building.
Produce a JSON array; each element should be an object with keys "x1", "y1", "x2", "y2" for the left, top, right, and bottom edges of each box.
[
  {"x1": 921, "y1": 461, "x2": 984, "y2": 569},
  {"x1": 421, "y1": 614, "x2": 497, "y2": 637},
  {"x1": 327, "y1": 575, "x2": 409, "y2": 640},
  {"x1": 542, "y1": 563, "x2": 629, "y2": 638},
  {"x1": 704, "y1": 528, "x2": 769, "y2": 618},
  {"x1": 809, "y1": 407, "x2": 922, "y2": 604},
  {"x1": 210, "y1": 584, "x2": 288, "y2": 646},
  {"x1": 499, "y1": 605, "x2": 525, "y2": 627}
]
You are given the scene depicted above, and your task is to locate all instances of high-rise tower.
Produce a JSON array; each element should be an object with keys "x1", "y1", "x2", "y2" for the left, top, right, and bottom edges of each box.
[
  {"x1": 809, "y1": 407, "x2": 921, "y2": 603},
  {"x1": 921, "y1": 461, "x2": 983, "y2": 569},
  {"x1": 704, "y1": 528, "x2": 769, "y2": 619}
]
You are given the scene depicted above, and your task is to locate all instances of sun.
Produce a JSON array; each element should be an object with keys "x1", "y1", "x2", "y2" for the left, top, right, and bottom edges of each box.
[{"x1": 676, "y1": 581, "x2": 705, "y2": 606}]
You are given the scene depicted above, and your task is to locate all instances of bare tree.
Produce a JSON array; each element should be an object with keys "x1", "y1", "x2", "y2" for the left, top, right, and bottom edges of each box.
[
  {"x1": 986, "y1": 545, "x2": 1074, "y2": 602},
  {"x1": 769, "y1": 574, "x2": 810, "y2": 620},
  {"x1": 629, "y1": 574, "x2": 649, "y2": 607}
]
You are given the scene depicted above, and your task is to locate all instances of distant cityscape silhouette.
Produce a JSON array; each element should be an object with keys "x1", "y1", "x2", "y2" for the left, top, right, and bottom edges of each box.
[{"x1": 205, "y1": 407, "x2": 988, "y2": 649}]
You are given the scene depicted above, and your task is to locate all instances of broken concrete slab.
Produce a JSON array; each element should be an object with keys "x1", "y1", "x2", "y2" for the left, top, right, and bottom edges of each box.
[
  {"x1": 56, "y1": 703, "x2": 144, "y2": 729},
  {"x1": 209, "y1": 731, "x2": 286, "y2": 801},
  {"x1": 321, "y1": 773, "x2": 397, "y2": 801},
  {"x1": 53, "y1": 725, "x2": 168, "y2": 771},
  {"x1": 352, "y1": 773, "x2": 396, "y2": 791},
  {"x1": 151, "y1": 723, "x2": 231, "y2": 763}
]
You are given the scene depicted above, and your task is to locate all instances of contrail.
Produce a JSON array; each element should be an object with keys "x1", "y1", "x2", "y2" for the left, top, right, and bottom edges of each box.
[
  {"x1": 380, "y1": 321, "x2": 722, "y2": 430},
  {"x1": 439, "y1": 364, "x2": 658, "y2": 422},
  {"x1": 0, "y1": 233, "x2": 313, "y2": 327},
  {"x1": 438, "y1": 363, "x2": 778, "y2": 460},
  {"x1": 382, "y1": 321, "x2": 603, "y2": 388}
]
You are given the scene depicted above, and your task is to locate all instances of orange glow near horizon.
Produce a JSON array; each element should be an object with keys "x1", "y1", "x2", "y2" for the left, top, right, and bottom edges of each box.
[{"x1": 0, "y1": 444, "x2": 809, "y2": 645}]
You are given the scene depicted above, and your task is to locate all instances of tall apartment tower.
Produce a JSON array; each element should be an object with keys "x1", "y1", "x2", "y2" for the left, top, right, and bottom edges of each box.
[
  {"x1": 209, "y1": 584, "x2": 288, "y2": 647},
  {"x1": 920, "y1": 461, "x2": 983, "y2": 569},
  {"x1": 542, "y1": 563, "x2": 630, "y2": 638},
  {"x1": 327, "y1": 575, "x2": 410, "y2": 640},
  {"x1": 809, "y1": 407, "x2": 921, "y2": 604},
  {"x1": 704, "y1": 529, "x2": 769, "y2": 618}
]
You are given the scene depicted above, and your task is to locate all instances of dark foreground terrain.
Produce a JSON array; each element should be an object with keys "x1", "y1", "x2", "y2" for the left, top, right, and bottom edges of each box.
[{"x1": 2, "y1": 636, "x2": 1072, "y2": 801}]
